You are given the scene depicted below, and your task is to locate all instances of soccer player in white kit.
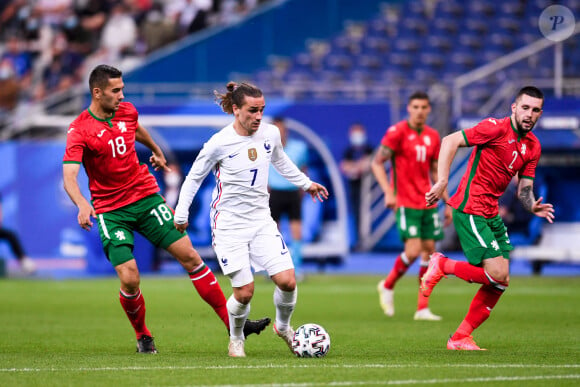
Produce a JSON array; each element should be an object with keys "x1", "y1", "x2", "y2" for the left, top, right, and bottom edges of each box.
[{"x1": 174, "y1": 81, "x2": 328, "y2": 357}]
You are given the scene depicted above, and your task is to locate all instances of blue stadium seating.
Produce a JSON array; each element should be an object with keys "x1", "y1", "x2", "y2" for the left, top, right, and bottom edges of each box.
[{"x1": 250, "y1": 0, "x2": 580, "y2": 114}]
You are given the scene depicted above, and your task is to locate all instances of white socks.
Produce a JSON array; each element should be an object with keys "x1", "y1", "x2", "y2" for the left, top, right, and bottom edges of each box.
[
  {"x1": 227, "y1": 295, "x2": 250, "y2": 340},
  {"x1": 273, "y1": 287, "x2": 297, "y2": 331}
]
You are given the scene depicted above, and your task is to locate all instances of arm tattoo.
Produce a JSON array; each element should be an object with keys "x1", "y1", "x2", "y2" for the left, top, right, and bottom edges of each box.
[
  {"x1": 380, "y1": 146, "x2": 393, "y2": 160},
  {"x1": 518, "y1": 185, "x2": 535, "y2": 212}
]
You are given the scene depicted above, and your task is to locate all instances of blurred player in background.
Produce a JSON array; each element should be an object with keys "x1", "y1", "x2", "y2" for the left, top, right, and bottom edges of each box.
[
  {"x1": 62, "y1": 65, "x2": 269, "y2": 354},
  {"x1": 340, "y1": 122, "x2": 374, "y2": 248},
  {"x1": 423, "y1": 86, "x2": 555, "y2": 350},
  {"x1": 372, "y1": 91, "x2": 452, "y2": 321},
  {"x1": 174, "y1": 81, "x2": 328, "y2": 357},
  {"x1": 0, "y1": 193, "x2": 36, "y2": 275},
  {"x1": 268, "y1": 117, "x2": 309, "y2": 280}
]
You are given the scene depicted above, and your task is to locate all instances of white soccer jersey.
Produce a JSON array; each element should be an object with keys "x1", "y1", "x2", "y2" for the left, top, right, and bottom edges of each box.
[{"x1": 175, "y1": 122, "x2": 312, "y2": 230}]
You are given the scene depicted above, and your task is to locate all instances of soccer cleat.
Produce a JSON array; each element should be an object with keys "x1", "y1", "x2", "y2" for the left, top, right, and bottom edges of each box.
[
  {"x1": 413, "y1": 308, "x2": 442, "y2": 321},
  {"x1": 447, "y1": 335, "x2": 487, "y2": 351},
  {"x1": 273, "y1": 323, "x2": 295, "y2": 353},
  {"x1": 136, "y1": 335, "x2": 157, "y2": 354},
  {"x1": 420, "y1": 252, "x2": 447, "y2": 297},
  {"x1": 377, "y1": 280, "x2": 395, "y2": 316},
  {"x1": 243, "y1": 317, "x2": 271, "y2": 338},
  {"x1": 228, "y1": 339, "x2": 246, "y2": 357}
]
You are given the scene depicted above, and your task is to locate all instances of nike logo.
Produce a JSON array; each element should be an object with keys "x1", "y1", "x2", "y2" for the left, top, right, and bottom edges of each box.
[
  {"x1": 97, "y1": 129, "x2": 106, "y2": 137},
  {"x1": 127, "y1": 305, "x2": 142, "y2": 315},
  {"x1": 228, "y1": 153, "x2": 239, "y2": 158},
  {"x1": 508, "y1": 139, "x2": 515, "y2": 144},
  {"x1": 67, "y1": 127, "x2": 75, "y2": 133},
  {"x1": 210, "y1": 280, "x2": 217, "y2": 285},
  {"x1": 281, "y1": 250, "x2": 289, "y2": 255}
]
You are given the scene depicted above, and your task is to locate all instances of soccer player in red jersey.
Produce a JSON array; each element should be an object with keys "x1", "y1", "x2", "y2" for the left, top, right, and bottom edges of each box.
[
  {"x1": 423, "y1": 86, "x2": 555, "y2": 350},
  {"x1": 372, "y1": 91, "x2": 452, "y2": 321},
  {"x1": 62, "y1": 65, "x2": 269, "y2": 354}
]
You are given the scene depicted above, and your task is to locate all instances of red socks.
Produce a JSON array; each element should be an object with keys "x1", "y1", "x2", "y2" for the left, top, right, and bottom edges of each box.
[
  {"x1": 452, "y1": 284, "x2": 504, "y2": 340},
  {"x1": 417, "y1": 262, "x2": 429, "y2": 310},
  {"x1": 441, "y1": 257, "x2": 491, "y2": 285},
  {"x1": 189, "y1": 263, "x2": 229, "y2": 329},
  {"x1": 383, "y1": 254, "x2": 410, "y2": 289},
  {"x1": 119, "y1": 289, "x2": 151, "y2": 339}
]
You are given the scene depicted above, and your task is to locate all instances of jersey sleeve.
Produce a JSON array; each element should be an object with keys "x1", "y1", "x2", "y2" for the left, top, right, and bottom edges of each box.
[
  {"x1": 174, "y1": 138, "x2": 220, "y2": 224},
  {"x1": 271, "y1": 128, "x2": 311, "y2": 190},
  {"x1": 63, "y1": 122, "x2": 85, "y2": 163},
  {"x1": 520, "y1": 141, "x2": 541, "y2": 179},
  {"x1": 380, "y1": 124, "x2": 401, "y2": 151},
  {"x1": 463, "y1": 118, "x2": 503, "y2": 147}
]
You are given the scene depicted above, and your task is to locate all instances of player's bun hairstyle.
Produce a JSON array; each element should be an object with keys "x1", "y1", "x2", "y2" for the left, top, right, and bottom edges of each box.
[
  {"x1": 214, "y1": 81, "x2": 263, "y2": 114},
  {"x1": 89, "y1": 64, "x2": 122, "y2": 91}
]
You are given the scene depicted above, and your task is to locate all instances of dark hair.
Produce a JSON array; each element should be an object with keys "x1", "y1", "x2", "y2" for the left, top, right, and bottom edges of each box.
[
  {"x1": 214, "y1": 81, "x2": 263, "y2": 114},
  {"x1": 408, "y1": 91, "x2": 430, "y2": 104},
  {"x1": 516, "y1": 86, "x2": 544, "y2": 102},
  {"x1": 89, "y1": 64, "x2": 122, "y2": 91}
]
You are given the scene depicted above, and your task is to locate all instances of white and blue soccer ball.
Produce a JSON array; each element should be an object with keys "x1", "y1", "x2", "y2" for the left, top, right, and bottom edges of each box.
[{"x1": 292, "y1": 323, "x2": 331, "y2": 358}]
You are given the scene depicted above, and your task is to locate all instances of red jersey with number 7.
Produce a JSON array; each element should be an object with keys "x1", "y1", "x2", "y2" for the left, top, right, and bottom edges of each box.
[
  {"x1": 63, "y1": 102, "x2": 160, "y2": 213},
  {"x1": 448, "y1": 116, "x2": 541, "y2": 218},
  {"x1": 380, "y1": 120, "x2": 441, "y2": 209}
]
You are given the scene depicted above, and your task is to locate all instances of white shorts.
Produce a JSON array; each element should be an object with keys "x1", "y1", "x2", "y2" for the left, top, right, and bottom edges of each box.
[{"x1": 212, "y1": 219, "x2": 294, "y2": 281}]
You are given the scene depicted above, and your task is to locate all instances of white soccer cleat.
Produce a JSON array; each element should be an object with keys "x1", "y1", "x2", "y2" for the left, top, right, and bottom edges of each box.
[
  {"x1": 20, "y1": 257, "x2": 37, "y2": 275},
  {"x1": 228, "y1": 339, "x2": 246, "y2": 357},
  {"x1": 377, "y1": 280, "x2": 394, "y2": 316},
  {"x1": 414, "y1": 308, "x2": 442, "y2": 321},
  {"x1": 273, "y1": 324, "x2": 295, "y2": 353}
]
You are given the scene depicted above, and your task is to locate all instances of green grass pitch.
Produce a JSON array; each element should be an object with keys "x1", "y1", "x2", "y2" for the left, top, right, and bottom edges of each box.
[{"x1": 0, "y1": 274, "x2": 578, "y2": 386}]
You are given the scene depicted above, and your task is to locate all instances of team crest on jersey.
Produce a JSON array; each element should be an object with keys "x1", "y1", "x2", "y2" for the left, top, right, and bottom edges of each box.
[
  {"x1": 264, "y1": 139, "x2": 272, "y2": 153},
  {"x1": 423, "y1": 136, "x2": 431, "y2": 146},
  {"x1": 117, "y1": 121, "x2": 127, "y2": 133},
  {"x1": 248, "y1": 148, "x2": 258, "y2": 161}
]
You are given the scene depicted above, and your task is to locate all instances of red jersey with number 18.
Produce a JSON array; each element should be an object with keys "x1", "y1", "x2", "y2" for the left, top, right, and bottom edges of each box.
[
  {"x1": 63, "y1": 102, "x2": 160, "y2": 213},
  {"x1": 380, "y1": 120, "x2": 441, "y2": 209},
  {"x1": 448, "y1": 117, "x2": 541, "y2": 218}
]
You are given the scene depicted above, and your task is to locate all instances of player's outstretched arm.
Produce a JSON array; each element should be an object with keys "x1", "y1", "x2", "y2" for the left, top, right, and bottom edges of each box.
[
  {"x1": 518, "y1": 178, "x2": 555, "y2": 223},
  {"x1": 305, "y1": 182, "x2": 329, "y2": 202},
  {"x1": 425, "y1": 131, "x2": 466, "y2": 207},
  {"x1": 136, "y1": 123, "x2": 171, "y2": 172}
]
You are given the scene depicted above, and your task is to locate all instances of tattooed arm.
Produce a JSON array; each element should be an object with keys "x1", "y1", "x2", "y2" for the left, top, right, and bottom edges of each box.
[
  {"x1": 517, "y1": 178, "x2": 555, "y2": 223},
  {"x1": 371, "y1": 145, "x2": 396, "y2": 209}
]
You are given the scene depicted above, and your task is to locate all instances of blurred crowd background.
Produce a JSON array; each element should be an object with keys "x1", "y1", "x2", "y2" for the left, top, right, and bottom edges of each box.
[{"x1": 0, "y1": 0, "x2": 579, "y2": 277}]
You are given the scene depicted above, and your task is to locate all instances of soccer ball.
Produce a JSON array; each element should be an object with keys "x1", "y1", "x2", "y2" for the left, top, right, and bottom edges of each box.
[{"x1": 291, "y1": 323, "x2": 331, "y2": 358}]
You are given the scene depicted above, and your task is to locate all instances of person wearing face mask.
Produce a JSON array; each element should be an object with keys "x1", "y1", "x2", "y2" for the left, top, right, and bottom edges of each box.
[
  {"x1": 340, "y1": 123, "x2": 374, "y2": 247},
  {"x1": 371, "y1": 91, "x2": 452, "y2": 322}
]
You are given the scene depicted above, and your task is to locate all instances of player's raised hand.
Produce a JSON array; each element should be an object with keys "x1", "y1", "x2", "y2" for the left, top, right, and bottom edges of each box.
[
  {"x1": 531, "y1": 197, "x2": 555, "y2": 223},
  {"x1": 150, "y1": 152, "x2": 171, "y2": 172},
  {"x1": 306, "y1": 182, "x2": 329, "y2": 202}
]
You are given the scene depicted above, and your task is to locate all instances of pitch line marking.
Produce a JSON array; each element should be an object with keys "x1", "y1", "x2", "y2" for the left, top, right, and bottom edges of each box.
[
  {"x1": 1, "y1": 363, "x2": 579, "y2": 373},
  {"x1": 193, "y1": 374, "x2": 580, "y2": 386}
]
